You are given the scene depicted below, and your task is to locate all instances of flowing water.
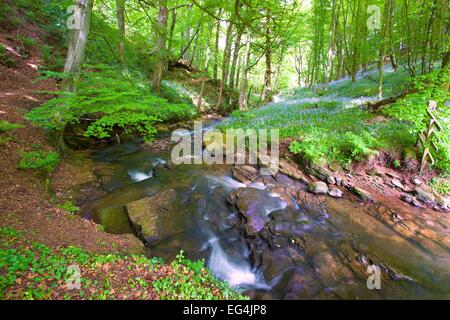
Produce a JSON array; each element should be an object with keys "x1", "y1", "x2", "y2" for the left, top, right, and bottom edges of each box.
[{"x1": 84, "y1": 123, "x2": 450, "y2": 300}]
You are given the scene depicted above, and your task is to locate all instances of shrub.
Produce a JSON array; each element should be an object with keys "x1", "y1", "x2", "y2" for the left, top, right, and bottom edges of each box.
[
  {"x1": 18, "y1": 151, "x2": 60, "y2": 173},
  {"x1": 430, "y1": 176, "x2": 450, "y2": 196},
  {"x1": 383, "y1": 70, "x2": 450, "y2": 174},
  {"x1": 27, "y1": 65, "x2": 197, "y2": 142}
]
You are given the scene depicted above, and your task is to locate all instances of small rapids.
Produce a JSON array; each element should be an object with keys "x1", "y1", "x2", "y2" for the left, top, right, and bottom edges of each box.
[{"x1": 84, "y1": 120, "x2": 450, "y2": 299}]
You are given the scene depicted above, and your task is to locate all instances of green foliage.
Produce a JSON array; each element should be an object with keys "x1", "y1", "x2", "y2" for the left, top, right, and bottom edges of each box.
[
  {"x1": 0, "y1": 231, "x2": 245, "y2": 300},
  {"x1": 58, "y1": 201, "x2": 79, "y2": 214},
  {"x1": 430, "y1": 176, "x2": 450, "y2": 196},
  {"x1": 0, "y1": 44, "x2": 16, "y2": 68},
  {"x1": 16, "y1": 35, "x2": 37, "y2": 53},
  {"x1": 40, "y1": 45, "x2": 64, "y2": 71},
  {"x1": 0, "y1": 120, "x2": 23, "y2": 133},
  {"x1": 152, "y1": 250, "x2": 248, "y2": 300},
  {"x1": 18, "y1": 151, "x2": 60, "y2": 173},
  {"x1": 383, "y1": 71, "x2": 450, "y2": 173},
  {"x1": 222, "y1": 99, "x2": 414, "y2": 165},
  {"x1": 27, "y1": 66, "x2": 197, "y2": 142}
]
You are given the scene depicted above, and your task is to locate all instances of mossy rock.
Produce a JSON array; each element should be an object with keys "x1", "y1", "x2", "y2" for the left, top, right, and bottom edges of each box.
[
  {"x1": 125, "y1": 189, "x2": 177, "y2": 242},
  {"x1": 350, "y1": 186, "x2": 373, "y2": 202}
]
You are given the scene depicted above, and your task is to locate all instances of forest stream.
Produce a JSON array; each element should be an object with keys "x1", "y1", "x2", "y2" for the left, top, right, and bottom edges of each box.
[{"x1": 82, "y1": 119, "x2": 450, "y2": 300}]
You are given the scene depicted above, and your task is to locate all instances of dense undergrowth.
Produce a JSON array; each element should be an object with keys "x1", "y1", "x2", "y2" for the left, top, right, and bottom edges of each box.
[
  {"x1": 0, "y1": 227, "x2": 247, "y2": 300},
  {"x1": 27, "y1": 66, "x2": 197, "y2": 143}
]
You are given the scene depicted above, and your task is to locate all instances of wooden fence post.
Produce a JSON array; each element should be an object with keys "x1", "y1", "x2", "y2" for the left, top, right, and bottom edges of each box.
[{"x1": 417, "y1": 100, "x2": 443, "y2": 174}]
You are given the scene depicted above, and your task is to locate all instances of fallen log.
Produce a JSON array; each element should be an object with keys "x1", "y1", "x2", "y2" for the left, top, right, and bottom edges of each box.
[{"x1": 367, "y1": 88, "x2": 417, "y2": 111}]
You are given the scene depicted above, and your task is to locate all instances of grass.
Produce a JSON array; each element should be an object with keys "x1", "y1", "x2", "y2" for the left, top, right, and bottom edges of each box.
[{"x1": 0, "y1": 227, "x2": 247, "y2": 300}]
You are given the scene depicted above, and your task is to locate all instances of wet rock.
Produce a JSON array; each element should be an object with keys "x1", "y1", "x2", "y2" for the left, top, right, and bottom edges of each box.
[
  {"x1": 415, "y1": 186, "x2": 436, "y2": 205},
  {"x1": 335, "y1": 176, "x2": 343, "y2": 186},
  {"x1": 412, "y1": 176, "x2": 422, "y2": 186},
  {"x1": 327, "y1": 176, "x2": 336, "y2": 185},
  {"x1": 154, "y1": 124, "x2": 170, "y2": 133},
  {"x1": 328, "y1": 187, "x2": 343, "y2": 198},
  {"x1": 125, "y1": 189, "x2": 177, "y2": 242},
  {"x1": 350, "y1": 186, "x2": 373, "y2": 202},
  {"x1": 412, "y1": 199, "x2": 424, "y2": 208},
  {"x1": 386, "y1": 172, "x2": 401, "y2": 180},
  {"x1": 391, "y1": 178, "x2": 405, "y2": 190},
  {"x1": 231, "y1": 165, "x2": 259, "y2": 184},
  {"x1": 278, "y1": 159, "x2": 310, "y2": 184},
  {"x1": 434, "y1": 193, "x2": 449, "y2": 209},
  {"x1": 392, "y1": 212, "x2": 403, "y2": 221},
  {"x1": 328, "y1": 163, "x2": 343, "y2": 173},
  {"x1": 306, "y1": 163, "x2": 332, "y2": 181},
  {"x1": 401, "y1": 194, "x2": 414, "y2": 204},
  {"x1": 258, "y1": 154, "x2": 310, "y2": 184},
  {"x1": 308, "y1": 181, "x2": 329, "y2": 195},
  {"x1": 227, "y1": 188, "x2": 285, "y2": 235}
]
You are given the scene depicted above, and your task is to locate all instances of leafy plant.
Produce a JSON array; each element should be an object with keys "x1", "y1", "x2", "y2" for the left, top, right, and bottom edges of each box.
[
  {"x1": 383, "y1": 71, "x2": 450, "y2": 173},
  {"x1": 27, "y1": 66, "x2": 197, "y2": 142},
  {"x1": 430, "y1": 176, "x2": 450, "y2": 196},
  {"x1": 58, "y1": 201, "x2": 79, "y2": 214},
  {"x1": 18, "y1": 151, "x2": 60, "y2": 173},
  {"x1": 152, "y1": 250, "x2": 248, "y2": 300},
  {"x1": 0, "y1": 120, "x2": 23, "y2": 133}
]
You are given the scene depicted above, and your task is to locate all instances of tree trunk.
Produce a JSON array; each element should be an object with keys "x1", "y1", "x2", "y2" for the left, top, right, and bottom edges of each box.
[
  {"x1": 377, "y1": 0, "x2": 392, "y2": 100},
  {"x1": 324, "y1": 0, "x2": 337, "y2": 91},
  {"x1": 63, "y1": 0, "x2": 94, "y2": 95},
  {"x1": 151, "y1": 0, "x2": 168, "y2": 93},
  {"x1": 216, "y1": 22, "x2": 233, "y2": 110},
  {"x1": 167, "y1": 7, "x2": 177, "y2": 62},
  {"x1": 197, "y1": 46, "x2": 211, "y2": 111},
  {"x1": 239, "y1": 34, "x2": 251, "y2": 111},
  {"x1": 262, "y1": 19, "x2": 273, "y2": 102},
  {"x1": 116, "y1": 0, "x2": 126, "y2": 65},
  {"x1": 229, "y1": 29, "x2": 243, "y2": 89},
  {"x1": 351, "y1": 0, "x2": 361, "y2": 82},
  {"x1": 213, "y1": 12, "x2": 222, "y2": 81}
]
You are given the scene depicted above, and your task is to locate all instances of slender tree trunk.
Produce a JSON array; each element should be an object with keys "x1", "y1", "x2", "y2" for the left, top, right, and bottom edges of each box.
[
  {"x1": 167, "y1": 8, "x2": 177, "y2": 62},
  {"x1": 324, "y1": 0, "x2": 337, "y2": 90},
  {"x1": 197, "y1": 46, "x2": 210, "y2": 110},
  {"x1": 116, "y1": 0, "x2": 126, "y2": 65},
  {"x1": 213, "y1": 11, "x2": 222, "y2": 81},
  {"x1": 377, "y1": 0, "x2": 392, "y2": 100},
  {"x1": 239, "y1": 34, "x2": 251, "y2": 111},
  {"x1": 63, "y1": 0, "x2": 94, "y2": 94},
  {"x1": 351, "y1": 0, "x2": 361, "y2": 82},
  {"x1": 229, "y1": 29, "x2": 243, "y2": 89},
  {"x1": 216, "y1": 22, "x2": 233, "y2": 110},
  {"x1": 152, "y1": 0, "x2": 168, "y2": 93},
  {"x1": 262, "y1": 18, "x2": 273, "y2": 102}
]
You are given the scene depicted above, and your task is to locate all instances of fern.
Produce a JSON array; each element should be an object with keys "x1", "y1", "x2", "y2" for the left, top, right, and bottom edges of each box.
[{"x1": 27, "y1": 65, "x2": 197, "y2": 142}]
